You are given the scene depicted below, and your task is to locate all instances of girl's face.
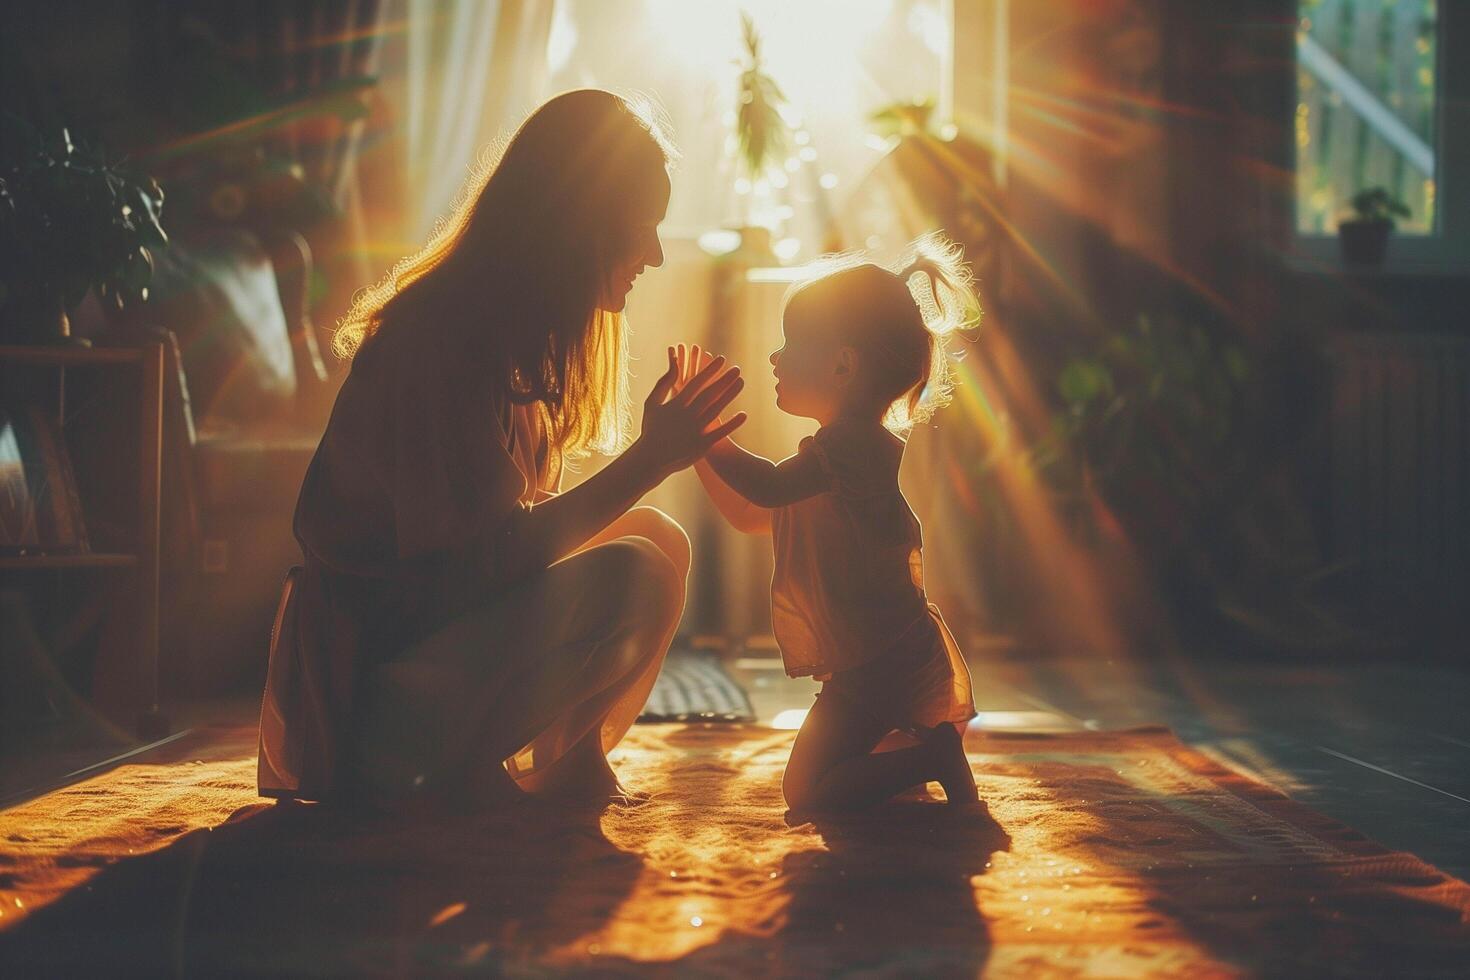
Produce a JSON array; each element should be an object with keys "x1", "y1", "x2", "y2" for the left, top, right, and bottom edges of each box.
[
  {"x1": 600, "y1": 168, "x2": 671, "y2": 313},
  {"x1": 769, "y1": 309, "x2": 849, "y2": 423}
]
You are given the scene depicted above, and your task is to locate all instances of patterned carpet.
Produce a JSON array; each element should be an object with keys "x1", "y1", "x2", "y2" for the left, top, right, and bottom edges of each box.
[{"x1": 1, "y1": 723, "x2": 1468, "y2": 976}]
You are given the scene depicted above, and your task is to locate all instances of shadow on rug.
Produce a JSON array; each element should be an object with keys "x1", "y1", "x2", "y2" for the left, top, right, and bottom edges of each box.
[{"x1": 1, "y1": 723, "x2": 1468, "y2": 977}]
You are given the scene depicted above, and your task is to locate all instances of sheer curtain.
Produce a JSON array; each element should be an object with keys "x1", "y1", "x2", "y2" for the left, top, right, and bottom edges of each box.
[{"x1": 398, "y1": 0, "x2": 555, "y2": 243}]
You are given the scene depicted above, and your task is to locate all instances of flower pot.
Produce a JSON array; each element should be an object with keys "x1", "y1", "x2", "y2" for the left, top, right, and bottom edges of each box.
[
  {"x1": 0, "y1": 295, "x2": 75, "y2": 345},
  {"x1": 1338, "y1": 218, "x2": 1392, "y2": 267},
  {"x1": 733, "y1": 225, "x2": 776, "y2": 265}
]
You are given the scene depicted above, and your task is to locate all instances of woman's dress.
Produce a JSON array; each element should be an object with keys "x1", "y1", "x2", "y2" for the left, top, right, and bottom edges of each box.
[{"x1": 257, "y1": 318, "x2": 677, "y2": 801}]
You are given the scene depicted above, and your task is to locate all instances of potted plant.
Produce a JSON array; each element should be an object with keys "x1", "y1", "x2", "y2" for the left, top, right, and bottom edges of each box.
[
  {"x1": 727, "y1": 11, "x2": 789, "y2": 264},
  {"x1": 1338, "y1": 187, "x2": 1410, "y2": 267},
  {"x1": 0, "y1": 114, "x2": 167, "y2": 345}
]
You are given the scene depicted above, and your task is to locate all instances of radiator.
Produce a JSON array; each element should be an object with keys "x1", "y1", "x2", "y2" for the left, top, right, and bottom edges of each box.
[{"x1": 1328, "y1": 332, "x2": 1470, "y2": 594}]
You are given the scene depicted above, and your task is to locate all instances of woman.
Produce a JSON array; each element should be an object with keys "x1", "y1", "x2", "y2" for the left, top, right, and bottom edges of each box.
[{"x1": 257, "y1": 90, "x2": 746, "y2": 811}]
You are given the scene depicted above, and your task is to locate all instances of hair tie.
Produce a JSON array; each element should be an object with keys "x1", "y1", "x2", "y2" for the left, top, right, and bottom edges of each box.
[{"x1": 900, "y1": 256, "x2": 944, "y2": 324}]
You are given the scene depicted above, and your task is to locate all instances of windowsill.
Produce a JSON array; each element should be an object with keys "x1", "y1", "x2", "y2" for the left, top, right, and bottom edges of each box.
[{"x1": 1283, "y1": 237, "x2": 1470, "y2": 279}]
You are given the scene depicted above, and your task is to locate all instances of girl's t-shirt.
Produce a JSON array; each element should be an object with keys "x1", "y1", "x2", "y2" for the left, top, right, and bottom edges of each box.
[{"x1": 770, "y1": 418, "x2": 935, "y2": 679}]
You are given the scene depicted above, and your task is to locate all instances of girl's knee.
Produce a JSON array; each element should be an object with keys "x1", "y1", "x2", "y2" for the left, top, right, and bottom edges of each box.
[{"x1": 782, "y1": 768, "x2": 814, "y2": 812}]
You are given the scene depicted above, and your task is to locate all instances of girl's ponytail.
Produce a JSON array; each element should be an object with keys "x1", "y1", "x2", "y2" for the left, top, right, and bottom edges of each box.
[{"x1": 887, "y1": 232, "x2": 982, "y2": 432}]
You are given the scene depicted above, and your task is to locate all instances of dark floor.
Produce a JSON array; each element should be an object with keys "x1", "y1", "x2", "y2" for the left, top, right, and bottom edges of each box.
[{"x1": 5, "y1": 646, "x2": 1469, "y2": 883}]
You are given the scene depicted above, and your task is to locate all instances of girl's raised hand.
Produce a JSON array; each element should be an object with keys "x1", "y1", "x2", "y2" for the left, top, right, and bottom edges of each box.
[{"x1": 638, "y1": 345, "x2": 746, "y2": 475}]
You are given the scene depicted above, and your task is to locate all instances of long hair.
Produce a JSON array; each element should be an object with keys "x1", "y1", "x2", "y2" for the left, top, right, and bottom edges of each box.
[
  {"x1": 334, "y1": 89, "x2": 677, "y2": 460},
  {"x1": 784, "y1": 232, "x2": 981, "y2": 435}
]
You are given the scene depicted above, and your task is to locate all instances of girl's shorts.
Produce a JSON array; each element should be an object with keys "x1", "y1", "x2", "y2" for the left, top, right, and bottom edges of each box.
[{"x1": 818, "y1": 619, "x2": 967, "y2": 734}]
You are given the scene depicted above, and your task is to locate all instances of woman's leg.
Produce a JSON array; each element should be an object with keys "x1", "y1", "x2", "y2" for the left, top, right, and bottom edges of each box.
[
  {"x1": 353, "y1": 527, "x2": 686, "y2": 808},
  {"x1": 511, "y1": 506, "x2": 689, "y2": 800},
  {"x1": 783, "y1": 692, "x2": 975, "y2": 812},
  {"x1": 573, "y1": 505, "x2": 691, "y2": 579}
]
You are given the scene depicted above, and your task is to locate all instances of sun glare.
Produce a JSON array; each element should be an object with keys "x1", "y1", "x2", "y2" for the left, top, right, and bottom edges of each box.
[
  {"x1": 770, "y1": 709, "x2": 810, "y2": 730},
  {"x1": 644, "y1": 0, "x2": 894, "y2": 117}
]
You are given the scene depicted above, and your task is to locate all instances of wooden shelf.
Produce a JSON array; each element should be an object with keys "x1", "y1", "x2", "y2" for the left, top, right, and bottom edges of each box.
[
  {"x1": 0, "y1": 552, "x2": 139, "y2": 570},
  {"x1": 0, "y1": 344, "x2": 147, "y2": 367},
  {"x1": 1, "y1": 341, "x2": 166, "y2": 737}
]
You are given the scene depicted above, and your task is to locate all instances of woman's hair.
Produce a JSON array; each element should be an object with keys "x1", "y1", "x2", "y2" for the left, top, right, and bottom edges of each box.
[
  {"x1": 784, "y1": 232, "x2": 980, "y2": 434},
  {"x1": 334, "y1": 89, "x2": 677, "y2": 461}
]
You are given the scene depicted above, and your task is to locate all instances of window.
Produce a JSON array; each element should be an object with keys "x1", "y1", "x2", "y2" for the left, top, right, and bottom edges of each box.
[
  {"x1": 1294, "y1": 0, "x2": 1468, "y2": 270},
  {"x1": 544, "y1": 0, "x2": 951, "y2": 257},
  {"x1": 1296, "y1": 0, "x2": 1438, "y2": 235}
]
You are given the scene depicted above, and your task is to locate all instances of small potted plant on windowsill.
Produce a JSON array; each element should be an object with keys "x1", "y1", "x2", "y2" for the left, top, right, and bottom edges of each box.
[
  {"x1": 0, "y1": 114, "x2": 167, "y2": 346},
  {"x1": 1338, "y1": 187, "x2": 1410, "y2": 268}
]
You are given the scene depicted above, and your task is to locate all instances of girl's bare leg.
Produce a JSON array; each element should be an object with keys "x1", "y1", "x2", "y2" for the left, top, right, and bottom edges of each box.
[{"x1": 784, "y1": 692, "x2": 978, "y2": 812}]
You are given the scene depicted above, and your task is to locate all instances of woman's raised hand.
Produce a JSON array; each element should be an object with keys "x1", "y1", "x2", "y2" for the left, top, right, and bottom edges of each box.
[
  {"x1": 637, "y1": 345, "x2": 746, "y2": 475},
  {"x1": 672, "y1": 343, "x2": 732, "y2": 434}
]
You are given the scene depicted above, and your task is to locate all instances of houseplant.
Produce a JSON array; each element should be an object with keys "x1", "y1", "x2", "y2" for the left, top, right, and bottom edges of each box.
[
  {"x1": 725, "y1": 11, "x2": 789, "y2": 263},
  {"x1": 1338, "y1": 186, "x2": 1410, "y2": 267},
  {"x1": 0, "y1": 114, "x2": 167, "y2": 344}
]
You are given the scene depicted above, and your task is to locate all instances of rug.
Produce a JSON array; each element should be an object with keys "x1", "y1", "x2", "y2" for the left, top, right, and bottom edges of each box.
[
  {"x1": 1, "y1": 723, "x2": 1468, "y2": 977},
  {"x1": 639, "y1": 649, "x2": 756, "y2": 723}
]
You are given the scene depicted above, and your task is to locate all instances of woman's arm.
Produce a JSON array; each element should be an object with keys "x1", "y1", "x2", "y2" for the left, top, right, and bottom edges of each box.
[
  {"x1": 694, "y1": 457, "x2": 772, "y2": 534},
  {"x1": 495, "y1": 348, "x2": 746, "y2": 576},
  {"x1": 499, "y1": 437, "x2": 672, "y2": 569},
  {"x1": 674, "y1": 342, "x2": 768, "y2": 531}
]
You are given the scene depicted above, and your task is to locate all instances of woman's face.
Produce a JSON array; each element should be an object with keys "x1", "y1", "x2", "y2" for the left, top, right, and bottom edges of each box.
[{"x1": 600, "y1": 168, "x2": 671, "y2": 313}]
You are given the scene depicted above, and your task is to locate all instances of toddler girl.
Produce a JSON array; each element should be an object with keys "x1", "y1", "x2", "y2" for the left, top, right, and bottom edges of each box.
[{"x1": 679, "y1": 233, "x2": 981, "y2": 812}]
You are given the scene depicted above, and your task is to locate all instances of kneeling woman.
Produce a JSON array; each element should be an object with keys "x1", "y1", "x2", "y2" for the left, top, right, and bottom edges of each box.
[{"x1": 259, "y1": 90, "x2": 745, "y2": 811}]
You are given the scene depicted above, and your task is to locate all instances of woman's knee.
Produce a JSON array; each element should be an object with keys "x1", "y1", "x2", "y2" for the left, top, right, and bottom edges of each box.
[
  {"x1": 617, "y1": 506, "x2": 691, "y2": 581},
  {"x1": 586, "y1": 536, "x2": 685, "y2": 626}
]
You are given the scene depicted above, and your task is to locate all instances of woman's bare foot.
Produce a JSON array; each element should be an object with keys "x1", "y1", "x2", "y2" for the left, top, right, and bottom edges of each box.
[
  {"x1": 536, "y1": 760, "x2": 652, "y2": 808},
  {"x1": 606, "y1": 782, "x2": 654, "y2": 808},
  {"x1": 924, "y1": 723, "x2": 982, "y2": 808},
  {"x1": 518, "y1": 740, "x2": 651, "y2": 808}
]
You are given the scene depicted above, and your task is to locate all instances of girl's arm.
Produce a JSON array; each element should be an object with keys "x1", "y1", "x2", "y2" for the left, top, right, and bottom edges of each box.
[
  {"x1": 702, "y1": 436, "x2": 828, "y2": 509},
  {"x1": 670, "y1": 342, "x2": 825, "y2": 513},
  {"x1": 694, "y1": 457, "x2": 772, "y2": 534}
]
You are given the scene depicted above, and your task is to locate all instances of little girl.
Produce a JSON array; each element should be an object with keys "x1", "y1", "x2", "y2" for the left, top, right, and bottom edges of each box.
[{"x1": 678, "y1": 232, "x2": 981, "y2": 812}]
